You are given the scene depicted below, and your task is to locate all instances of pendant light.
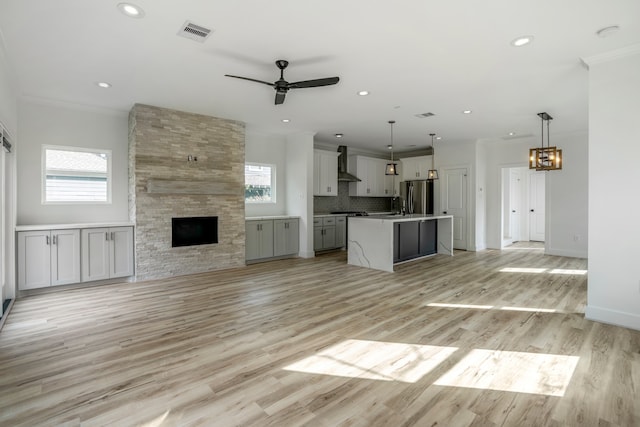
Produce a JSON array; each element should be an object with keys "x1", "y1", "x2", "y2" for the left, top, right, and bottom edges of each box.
[
  {"x1": 427, "y1": 133, "x2": 439, "y2": 180},
  {"x1": 529, "y1": 112, "x2": 562, "y2": 171},
  {"x1": 385, "y1": 120, "x2": 399, "y2": 175}
]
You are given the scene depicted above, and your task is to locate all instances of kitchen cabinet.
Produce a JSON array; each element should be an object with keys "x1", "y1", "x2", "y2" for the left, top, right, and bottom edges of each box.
[
  {"x1": 18, "y1": 229, "x2": 81, "y2": 290},
  {"x1": 400, "y1": 156, "x2": 432, "y2": 181},
  {"x1": 398, "y1": 221, "x2": 420, "y2": 261},
  {"x1": 349, "y1": 156, "x2": 390, "y2": 197},
  {"x1": 314, "y1": 216, "x2": 341, "y2": 251},
  {"x1": 314, "y1": 149, "x2": 339, "y2": 196},
  {"x1": 334, "y1": 216, "x2": 347, "y2": 248},
  {"x1": 246, "y1": 220, "x2": 274, "y2": 260},
  {"x1": 419, "y1": 220, "x2": 438, "y2": 256},
  {"x1": 246, "y1": 218, "x2": 299, "y2": 262},
  {"x1": 81, "y1": 227, "x2": 134, "y2": 282},
  {"x1": 274, "y1": 218, "x2": 299, "y2": 257}
]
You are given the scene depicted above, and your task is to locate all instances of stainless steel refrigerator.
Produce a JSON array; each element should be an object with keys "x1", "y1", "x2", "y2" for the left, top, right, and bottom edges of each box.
[{"x1": 400, "y1": 180, "x2": 434, "y2": 214}]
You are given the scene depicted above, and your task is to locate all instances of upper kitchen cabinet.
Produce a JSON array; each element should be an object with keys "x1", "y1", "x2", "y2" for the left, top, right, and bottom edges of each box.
[
  {"x1": 400, "y1": 156, "x2": 432, "y2": 181},
  {"x1": 349, "y1": 155, "x2": 389, "y2": 197},
  {"x1": 313, "y1": 149, "x2": 340, "y2": 196}
]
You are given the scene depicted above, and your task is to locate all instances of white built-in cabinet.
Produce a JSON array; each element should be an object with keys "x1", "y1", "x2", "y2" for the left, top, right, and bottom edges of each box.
[
  {"x1": 18, "y1": 229, "x2": 81, "y2": 290},
  {"x1": 246, "y1": 218, "x2": 299, "y2": 262},
  {"x1": 349, "y1": 155, "x2": 401, "y2": 197},
  {"x1": 81, "y1": 227, "x2": 135, "y2": 282},
  {"x1": 400, "y1": 156, "x2": 432, "y2": 180},
  {"x1": 313, "y1": 149, "x2": 340, "y2": 196}
]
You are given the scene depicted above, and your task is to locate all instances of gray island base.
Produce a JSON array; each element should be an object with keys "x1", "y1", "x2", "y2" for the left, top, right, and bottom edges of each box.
[{"x1": 347, "y1": 214, "x2": 454, "y2": 272}]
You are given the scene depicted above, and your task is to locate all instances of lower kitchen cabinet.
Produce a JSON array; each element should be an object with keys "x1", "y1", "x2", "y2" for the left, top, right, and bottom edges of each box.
[
  {"x1": 246, "y1": 218, "x2": 299, "y2": 262},
  {"x1": 246, "y1": 220, "x2": 274, "y2": 260},
  {"x1": 274, "y1": 219, "x2": 299, "y2": 257},
  {"x1": 18, "y1": 229, "x2": 81, "y2": 290},
  {"x1": 314, "y1": 217, "x2": 335, "y2": 251},
  {"x1": 81, "y1": 227, "x2": 135, "y2": 282},
  {"x1": 394, "y1": 219, "x2": 438, "y2": 263}
]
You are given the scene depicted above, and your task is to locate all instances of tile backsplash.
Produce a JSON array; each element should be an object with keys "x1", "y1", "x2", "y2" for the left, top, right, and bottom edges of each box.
[{"x1": 314, "y1": 182, "x2": 393, "y2": 213}]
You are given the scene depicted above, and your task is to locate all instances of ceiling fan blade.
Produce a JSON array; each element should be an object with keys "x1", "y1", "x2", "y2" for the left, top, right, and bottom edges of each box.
[
  {"x1": 224, "y1": 74, "x2": 274, "y2": 87},
  {"x1": 288, "y1": 77, "x2": 339, "y2": 89},
  {"x1": 275, "y1": 91, "x2": 286, "y2": 105}
]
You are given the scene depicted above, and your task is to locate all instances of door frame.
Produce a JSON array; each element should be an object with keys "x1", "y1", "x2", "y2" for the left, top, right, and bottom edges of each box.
[{"x1": 438, "y1": 163, "x2": 472, "y2": 251}]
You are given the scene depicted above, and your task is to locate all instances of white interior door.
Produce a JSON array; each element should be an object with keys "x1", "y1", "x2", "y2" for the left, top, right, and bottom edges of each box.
[
  {"x1": 441, "y1": 167, "x2": 468, "y2": 250},
  {"x1": 529, "y1": 172, "x2": 546, "y2": 241},
  {"x1": 509, "y1": 169, "x2": 522, "y2": 242}
]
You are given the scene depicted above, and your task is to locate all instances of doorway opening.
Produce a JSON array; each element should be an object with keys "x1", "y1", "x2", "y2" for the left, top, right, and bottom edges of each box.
[{"x1": 501, "y1": 166, "x2": 545, "y2": 248}]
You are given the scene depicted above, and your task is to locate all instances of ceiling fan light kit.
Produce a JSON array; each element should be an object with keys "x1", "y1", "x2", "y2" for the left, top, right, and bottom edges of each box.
[
  {"x1": 225, "y1": 59, "x2": 339, "y2": 105},
  {"x1": 529, "y1": 112, "x2": 562, "y2": 171}
]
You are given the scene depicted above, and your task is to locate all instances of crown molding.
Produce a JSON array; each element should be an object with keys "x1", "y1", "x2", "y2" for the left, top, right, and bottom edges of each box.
[{"x1": 581, "y1": 43, "x2": 640, "y2": 68}]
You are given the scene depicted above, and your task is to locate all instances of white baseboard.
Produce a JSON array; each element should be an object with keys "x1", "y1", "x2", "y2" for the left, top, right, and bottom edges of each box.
[
  {"x1": 585, "y1": 305, "x2": 640, "y2": 332},
  {"x1": 298, "y1": 250, "x2": 315, "y2": 259},
  {"x1": 546, "y1": 247, "x2": 588, "y2": 259}
]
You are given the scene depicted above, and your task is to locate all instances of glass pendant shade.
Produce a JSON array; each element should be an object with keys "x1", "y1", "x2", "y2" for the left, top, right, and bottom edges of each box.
[
  {"x1": 427, "y1": 169, "x2": 439, "y2": 180},
  {"x1": 427, "y1": 133, "x2": 439, "y2": 181}
]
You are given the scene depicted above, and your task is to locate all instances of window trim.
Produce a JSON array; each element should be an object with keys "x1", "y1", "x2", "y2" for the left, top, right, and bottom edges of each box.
[
  {"x1": 245, "y1": 162, "x2": 276, "y2": 204},
  {"x1": 42, "y1": 144, "x2": 113, "y2": 205}
]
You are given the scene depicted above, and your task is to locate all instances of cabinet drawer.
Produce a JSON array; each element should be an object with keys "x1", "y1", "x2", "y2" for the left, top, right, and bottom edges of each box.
[
  {"x1": 313, "y1": 218, "x2": 322, "y2": 226},
  {"x1": 323, "y1": 217, "x2": 336, "y2": 226},
  {"x1": 336, "y1": 217, "x2": 346, "y2": 224}
]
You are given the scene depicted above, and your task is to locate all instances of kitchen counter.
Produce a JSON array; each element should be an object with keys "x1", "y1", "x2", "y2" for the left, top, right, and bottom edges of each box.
[
  {"x1": 347, "y1": 214, "x2": 454, "y2": 272},
  {"x1": 245, "y1": 215, "x2": 300, "y2": 221}
]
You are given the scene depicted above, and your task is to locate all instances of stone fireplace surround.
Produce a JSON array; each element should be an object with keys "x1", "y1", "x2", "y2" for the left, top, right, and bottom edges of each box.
[{"x1": 128, "y1": 104, "x2": 246, "y2": 281}]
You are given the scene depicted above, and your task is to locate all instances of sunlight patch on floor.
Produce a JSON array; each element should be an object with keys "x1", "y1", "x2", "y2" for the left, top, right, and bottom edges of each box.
[
  {"x1": 500, "y1": 267, "x2": 587, "y2": 275},
  {"x1": 434, "y1": 349, "x2": 579, "y2": 396},
  {"x1": 427, "y1": 302, "x2": 557, "y2": 313},
  {"x1": 283, "y1": 339, "x2": 458, "y2": 383}
]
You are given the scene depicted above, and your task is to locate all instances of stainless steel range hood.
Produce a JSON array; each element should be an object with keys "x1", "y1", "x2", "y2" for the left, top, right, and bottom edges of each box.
[{"x1": 337, "y1": 146, "x2": 361, "y2": 182}]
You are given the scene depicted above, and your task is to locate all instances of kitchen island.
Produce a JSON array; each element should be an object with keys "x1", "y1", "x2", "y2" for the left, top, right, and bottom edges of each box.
[{"x1": 347, "y1": 214, "x2": 454, "y2": 272}]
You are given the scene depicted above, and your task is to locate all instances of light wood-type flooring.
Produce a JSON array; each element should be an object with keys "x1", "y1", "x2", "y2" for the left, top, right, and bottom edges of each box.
[{"x1": 1, "y1": 243, "x2": 639, "y2": 426}]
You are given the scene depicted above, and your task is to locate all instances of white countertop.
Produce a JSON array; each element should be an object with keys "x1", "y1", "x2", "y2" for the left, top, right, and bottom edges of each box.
[
  {"x1": 313, "y1": 211, "x2": 395, "y2": 218},
  {"x1": 246, "y1": 215, "x2": 300, "y2": 221},
  {"x1": 16, "y1": 222, "x2": 135, "y2": 232},
  {"x1": 349, "y1": 214, "x2": 453, "y2": 223}
]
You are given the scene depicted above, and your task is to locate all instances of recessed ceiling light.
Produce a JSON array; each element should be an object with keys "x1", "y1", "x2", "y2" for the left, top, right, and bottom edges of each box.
[
  {"x1": 462, "y1": 110, "x2": 472, "y2": 114},
  {"x1": 508, "y1": 132, "x2": 516, "y2": 136},
  {"x1": 117, "y1": 3, "x2": 145, "y2": 18},
  {"x1": 511, "y1": 35, "x2": 534, "y2": 47},
  {"x1": 96, "y1": 82, "x2": 112, "y2": 88},
  {"x1": 281, "y1": 119, "x2": 290, "y2": 123},
  {"x1": 334, "y1": 133, "x2": 344, "y2": 138},
  {"x1": 596, "y1": 25, "x2": 620, "y2": 38},
  {"x1": 357, "y1": 90, "x2": 369, "y2": 96}
]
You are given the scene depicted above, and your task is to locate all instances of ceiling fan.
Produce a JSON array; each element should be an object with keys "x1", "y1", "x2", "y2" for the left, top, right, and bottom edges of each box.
[{"x1": 225, "y1": 60, "x2": 339, "y2": 105}]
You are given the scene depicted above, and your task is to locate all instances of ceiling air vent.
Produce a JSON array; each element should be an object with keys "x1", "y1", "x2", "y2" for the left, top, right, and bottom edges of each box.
[
  {"x1": 177, "y1": 21, "x2": 213, "y2": 42},
  {"x1": 415, "y1": 112, "x2": 435, "y2": 118}
]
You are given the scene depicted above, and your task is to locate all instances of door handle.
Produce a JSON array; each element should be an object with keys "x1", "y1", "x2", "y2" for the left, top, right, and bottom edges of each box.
[
  {"x1": 443, "y1": 211, "x2": 447, "y2": 214},
  {"x1": 52, "y1": 235, "x2": 57, "y2": 245},
  {"x1": 530, "y1": 209, "x2": 534, "y2": 212},
  {"x1": 512, "y1": 210, "x2": 516, "y2": 213},
  {"x1": 46, "y1": 235, "x2": 50, "y2": 245}
]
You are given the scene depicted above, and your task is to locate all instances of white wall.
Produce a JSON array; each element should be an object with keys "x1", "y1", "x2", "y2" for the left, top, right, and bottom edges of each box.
[
  {"x1": 16, "y1": 99, "x2": 129, "y2": 225},
  {"x1": 244, "y1": 129, "x2": 287, "y2": 217},
  {"x1": 585, "y1": 48, "x2": 640, "y2": 331},
  {"x1": 286, "y1": 132, "x2": 315, "y2": 258}
]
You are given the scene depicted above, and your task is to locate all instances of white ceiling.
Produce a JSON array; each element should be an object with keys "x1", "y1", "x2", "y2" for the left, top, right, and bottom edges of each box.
[{"x1": 1, "y1": 0, "x2": 639, "y2": 153}]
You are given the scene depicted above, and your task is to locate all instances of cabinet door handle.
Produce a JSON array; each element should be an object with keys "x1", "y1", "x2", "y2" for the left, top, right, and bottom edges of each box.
[
  {"x1": 106, "y1": 232, "x2": 109, "y2": 241},
  {"x1": 52, "y1": 235, "x2": 57, "y2": 245},
  {"x1": 46, "y1": 235, "x2": 50, "y2": 245},
  {"x1": 111, "y1": 232, "x2": 115, "y2": 241}
]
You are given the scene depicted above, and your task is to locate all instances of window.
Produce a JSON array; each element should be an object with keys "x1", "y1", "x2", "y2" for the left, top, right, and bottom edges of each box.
[
  {"x1": 245, "y1": 163, "x2": 275, "y2": 203},
  {"x1": 42, "y1": 145, "x2": 112, "y2": 204}
]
